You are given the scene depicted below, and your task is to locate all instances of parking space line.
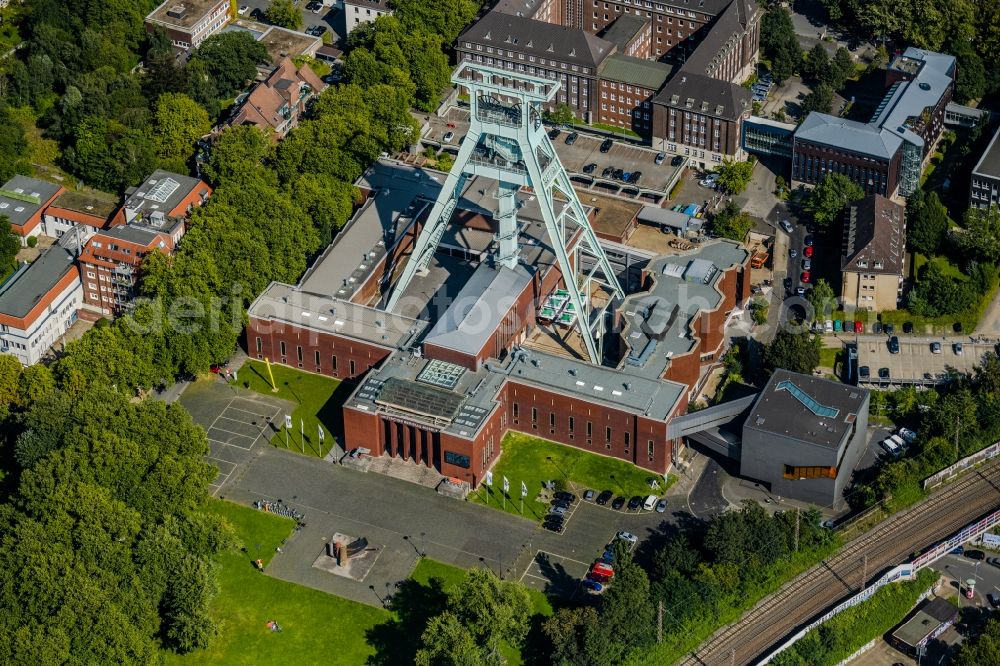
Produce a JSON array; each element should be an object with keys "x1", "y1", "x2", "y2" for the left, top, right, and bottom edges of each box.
[
  {"x1": 224, "y1": 405, "x2": 274, "y2": 419},
  {"x1": 213, "y1": 417, "x2": 264, "y2": 435}
]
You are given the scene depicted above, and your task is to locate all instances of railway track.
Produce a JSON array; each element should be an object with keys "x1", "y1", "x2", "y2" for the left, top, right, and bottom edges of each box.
[{"x1": 679, "y1": 458, "x2": 1000, "y2": 666}]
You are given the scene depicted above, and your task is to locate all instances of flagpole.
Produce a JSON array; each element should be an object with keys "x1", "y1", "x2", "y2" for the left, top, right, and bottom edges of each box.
[{"x1": 300, "y1": 419, "x2": 304, "y2": 454}]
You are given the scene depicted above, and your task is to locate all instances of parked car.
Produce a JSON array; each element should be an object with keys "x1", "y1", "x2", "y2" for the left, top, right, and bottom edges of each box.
[
  {"x1": 931, "y1": 341, "x2": 942, "y2": 354},
  {"x1": 551, "y1": 499, "x2": 570, "y2": 510},
  {"x1": 966, "y1": 549, "x2": 985, "y2": 561},
  {"x1": 951, "y1": 545, "x2": 965, "y2": 556},
  {"x1": 833, "y1": 320, "x2": 842, "y2": 332},
  {"x1": 238, "y1": 4, "x2": 249, "y2": 14},
  {"x1": 880, "y1": 438, "x2": 901, "y2": 457},
  {"x1": 671, "y1": 155, "x2": 684, "y2": 166},
  {"x1": 988, "y1": 557, "x2": 1000, "y2": 569},
  {"x1": 549, "y1": 505, "x2": 567, "y2": 516},
  {"x1": 654, "y1": 151, "x2": 666, "y2": 165},
  {"x1": 591, "y1": 562, "x2": 615, "y2": 578},
  {"x1": 565, "y1": 132, "x2": 579, "y2": 145},
  {"x1": 796, "y1": 286, "x2": 806, "y2": 296},
  {"x1": 543, "y1": 521, "x2": 564, "y2": 533},
  {"x1": 954, "y1": 342, "x2": 964, "y2": 355},
  {"x1": 628, "y1": 171, "x2": 642, "y2": 185},
  {"x1": 779, "y1": 219, "x2": 793, "y2": 234},
  {"x1": 902, "y1": 322, "x2": 913, "y2": 333},
  {"x1": 888, "y1": 336, "x2": 900, "y2": 354},
  {"x1": 582, "y1": 579, "x2": 604, "y2": 594},
  {"x1": 884, "y1": 323, "x2": 895, "y2": 335},
  {"x1": 443, "y1": 131, "x2": 455, "y2": 143},
  {"x1": 872, "y1": 321, "x2": 882, "y2": 334},
  {"x1": 656, "y1": 498, "x2": 668, "y2": 513},
  {"x1": 854, "y1": 321, "x2": 863, "y2": 333},
  {"x1": 615, "y1": 531, "x2": 638, "y2": 545},
  {"x1": 548, "y1": 128, "x2": 561, "y2": 140},
  {"x1": 803, "y1": 245, "x2": 814, "y2": 258},
  {"x1": 801, "y1": 258, "x2": 812, "y2": 271},
  {"x1": 612, "y1": 168, "x2": 624, "y2": 180},
  {"x1": 642, "y1": 495, "x2": 658, "y2": 511},
  {"x1": 554, "y1": 491, "x2": 577, "y2": 504},
  {"x1": 789, "y1": 248, "x2": 798, "y2": 259},
  {"x1": 800, "y1": 271, "x2": 811, "y2": 283},
  {"x1": 583, "y1": 163, "x2": 597, "y2": 174},
  {"x1": 621, "y1": 171, "x2": 632, "y2": 182},
  {"x1": 611, "y1": 496, "x2": 626, "y2": 510},
  {"x1": 596, "y1": 490, "x2": 613, "y2": 505},
  {"x1": 583, "y1": 489, "x2": 596, "y2": 501},
  {"x1": 601, "y1": 166, "x2": 614, "y2": 178},
  {"x1": 803, "y1": 234, "x2": 814, "y2": 246},
  {"x1": 988, "y1": 593, "x2": 1000, "y2": 608},
  {"x1": 601, "y1": 549, "x2": 615, "y2": 564},
  {"x1": 897, "y1": 428, "x2": 917, "y2": 444},
  {"x1": 627, "y1": 496, "x2": 643, "y2": 510},
  {"x1": 587, "y1": 570, "x2": 611, "y2": 584},
  {"x1": 824, "y1": 320, "x2": 834, "y2": 333},
  {"x1": 600, "y1": 138, "x2": 614, "y2": 153}
]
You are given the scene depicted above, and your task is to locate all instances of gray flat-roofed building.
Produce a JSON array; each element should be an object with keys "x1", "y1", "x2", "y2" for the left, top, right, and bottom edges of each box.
[
  {"x1": 0, "y1": 175, "x2": 63, "y2": 242},
  {"x1": 891, "y1": 597, "x2": 959, "y2": 657},
  {"x1": 741, "y1": 369, "x2": 869, "y2": 506},
  {"x1": 970, "y1": 124, "x2": 1000, "y2": 210},
  {"x1": 636, "y1": 206, "x2": 700, "y2": 234}
]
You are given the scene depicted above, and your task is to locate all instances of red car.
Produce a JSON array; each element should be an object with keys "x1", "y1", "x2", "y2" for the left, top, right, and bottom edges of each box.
[
  {"x1": 854, "y1": 321, "x2": 863, "y2": 333},
  {"x1": 803, "y1": 246, "x2": 814, "y2": 258},
  {"x1": 800, "y1": 271, "x2": 811, "y2": 283},
  {"x1": 591, "y1": 562, "x2": 615, "y2": 578},
  {"x1": 587, "y1": 571, "x2": 611, "y2": 584}
]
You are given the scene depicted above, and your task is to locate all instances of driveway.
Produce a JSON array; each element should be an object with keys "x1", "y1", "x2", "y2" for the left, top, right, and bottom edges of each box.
[{"x1": 240, "y1": 0, "x2": 343, "y2": 45}]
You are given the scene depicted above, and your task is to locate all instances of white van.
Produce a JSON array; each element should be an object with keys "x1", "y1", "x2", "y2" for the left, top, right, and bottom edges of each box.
[
  {"x1": 642, "y1": 495, "x2": 658, "y2": 511},
  {"x1": 880, "y1": 437, "x2": 901, "y2": 457}
]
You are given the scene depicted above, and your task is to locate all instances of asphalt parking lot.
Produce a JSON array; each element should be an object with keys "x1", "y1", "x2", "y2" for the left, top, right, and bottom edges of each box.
[
  {"x1": 239, "y1": 0, "x2": 343, "y2": 43},
  {"x1": 180, "y1": 379, "x2": 294, "y2": 495},
  {"x1": 857, "y1": 337, "x2": 997, "y2": 387}
]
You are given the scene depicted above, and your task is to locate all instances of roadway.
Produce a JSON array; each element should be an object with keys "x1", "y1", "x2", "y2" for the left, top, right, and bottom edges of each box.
[{"x1": 680, "y1": 457, "x2": 1000, "y2": 666}]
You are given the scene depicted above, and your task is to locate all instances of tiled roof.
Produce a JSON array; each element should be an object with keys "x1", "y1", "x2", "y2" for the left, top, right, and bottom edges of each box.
[
  {"x1": 459, "y1": 12, "x2": 614, "y2": 69},
  {"x1": 653, "y1": 71, "x2": 750, "y2": 120},
  {"x1": 841, "y1": 194, "x2": 904, "y2": 276}
]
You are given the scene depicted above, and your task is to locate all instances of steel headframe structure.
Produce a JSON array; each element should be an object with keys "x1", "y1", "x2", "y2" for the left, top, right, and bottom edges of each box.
[{"x1": 384, "y1": 62, "x2": 624, "y2": 364}]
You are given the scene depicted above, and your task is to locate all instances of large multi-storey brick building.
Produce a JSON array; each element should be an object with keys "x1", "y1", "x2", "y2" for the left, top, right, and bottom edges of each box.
[
  {"x1": 456, "y1": 0, "x2": 760, "y2": 153},
  {"x1": 247, "y1": 160, "x2": 752, "y2": 486},
  {"x1": 792, "y1": 48, "x2": 955, "y2": 198},
  {"x1": 145, "y1": 0, "x2": 230, "y2": 50}
]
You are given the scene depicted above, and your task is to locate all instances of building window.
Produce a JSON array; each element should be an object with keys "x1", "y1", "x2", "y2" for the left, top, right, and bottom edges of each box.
[
  {"x1": 648, "y1": 440, "x2": 654, "y2": 458},
  {"x1": 783, "y1": 465, "x2": 837, "y2": 479},
  {"x1": 587, "y1": 421, "x2": 593, "y2": 438},
  {"x1": 606, "y1": 426, "x2": 612, "y2": 443},
  {"x1": 349, "y1": 360, "x2": 356, "y2": 375},
  {"x1": 550, "y1": 412, "x2": 556, "y2": 429},
  {"x1": 531, "y1": 407, "x2": 538, "y2": 424},
  {"x1": 568, "y1": 416, "x2": 575, "y2": 433},
  {"x1": 331, "y1": 355, "x2": 337, "y2": 371},
  {"x1": 445, "y1": 451, "x2": 471, "y2": 468},
  {"x1": 315, "y1": 350, "x2": 321, "y2": 367},
  {"x1": 296, "y1": 346, "x2": 303, "y2": 363},
  {"x1": 624, "y1": 432, "x2": 631, "y2": 448},
  {"x1": 279, "y1": 341, "x2": 286, "y2": 357},
  {"x1": 255, "y1": 337, "x2": 262, "y2": 353},
  {"x1": 513, "y1": 403, "x2": 519, "y2": 420}
]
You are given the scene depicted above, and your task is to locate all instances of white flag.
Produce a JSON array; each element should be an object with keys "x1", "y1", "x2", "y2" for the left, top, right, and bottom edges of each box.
[
  {"x1": 318, "y1": 425, "x2": 325, "y2": 442},
  {"x1": 232, "y1": 370, "x2": 238, "y2": 382},
  {"x1": 300, "y1": 418, "x2": 304, "y2": 433},
  {"x1": 485, "y1": 471, "x2": 493, "y2": 486},
  {"x1": 503, "y1": 476, "x2": 510, "y2": 493},
  {"x1": 284, "y1": 414, "x2": 293, "y2": 429},
  {"x1": 521, "y1": 481, "x2": 528, "y2": 497}
]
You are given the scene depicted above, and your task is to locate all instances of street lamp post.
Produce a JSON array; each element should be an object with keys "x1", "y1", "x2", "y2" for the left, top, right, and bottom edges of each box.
[{"x1": 420, "y1": 531, "x2": 426, "y2": 557}]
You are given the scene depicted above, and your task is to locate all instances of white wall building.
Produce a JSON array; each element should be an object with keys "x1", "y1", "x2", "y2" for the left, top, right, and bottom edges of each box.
[{"x1": 342, "y1": 0, "x2": 392, "y2": 37}]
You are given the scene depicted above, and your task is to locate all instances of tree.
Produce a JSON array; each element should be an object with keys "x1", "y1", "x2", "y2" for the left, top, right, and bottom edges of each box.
[
  {"x1": 763, "y1": 329, "x2": 822, "y2": 375},
  {"x1": 802, "y1": 173, "x2": 864, "y2": 228},
  {"x1": 806, "y1": 278, "x2": 837, "y2": 318},
  {"x1": 714, "y1": 158, "x2": 754, "y2": 195},
  {"x1": 190, "y1": 32, "x2": 269, "y2": 98},
  {"x1": 827, "y1": 47, "x2": 855, "y2": 90},
  {"x1": 760, "y1": 7, "x2": 801, "y2": 85},
  {"x1": 906, "y1": 189, "x2": 949, "y2": 255},
  {"x1": 392, "y1": 0, "x2": 481, "y2": 44},
  {"x1": 798, "y1": 82, "x2": 834, "y2": 116},
  {"x1": 710, "y1": 202, "x2": 754, "y2": 241},
  {"x1": 546, "y1": 103, "x2": 577, "y2": 125},
  {"x1": 543, "y1": 607, "x2": 599, "y2": 666},
  {"x1": 264, "y1": 0, "x2": 303, "y2": 30},
  {"x1": 801, "y1": 44, "x2": 830, "y2": 83},
  {"x1": 956, "y1": 205, "x2": 1000, "y2": 264},
  {"x1": 152, "y1": 92, "x2": 211, "y2": 170},
  {"x1": 0, "y1": 215, "x2": 19, "y2": 276},
  {"x1": 414, "y1": 612, "x2": 484, "y2": 666},
  {"x1": 954, "y1": 617, "x2": 1000, "y2": 664}
]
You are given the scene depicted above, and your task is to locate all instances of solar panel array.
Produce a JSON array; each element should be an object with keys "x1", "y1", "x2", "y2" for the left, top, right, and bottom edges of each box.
[
  {"x1": 376, "y1": 377, "x2": 465, "y2": 420},
  {"x1": 146, "y1": 178, "x2": 180, "y2": 204},
  {"x1": 454, "y1": 403, "x2": 490, "y2": 430},
  {"x1": 417, "y1": 359, "x2": 466, "y2": 390},
  {"x1": 355, "y1": 376, "x2": 384, "y2": 403},
  {"x1": 775, "y1": 380, "x2": 840, "y2": 419}
]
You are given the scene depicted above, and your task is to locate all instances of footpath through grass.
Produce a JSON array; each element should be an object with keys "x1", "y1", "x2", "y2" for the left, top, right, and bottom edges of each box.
[
  {"x1": 239, "y1": 359, "x2": 353, "y2": 458},
  {"x1": 166, "y1": 500, "x2": 388, "y2": 665},
  {"x1": 471, "y1": 432, "x2": 672, "y2": 521}
]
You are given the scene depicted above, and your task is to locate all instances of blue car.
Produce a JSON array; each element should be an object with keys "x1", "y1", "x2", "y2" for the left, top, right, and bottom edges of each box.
[
  {"x1": 582, "y1": 579, "x2": 604, "y2": 594},
  {"x1": 951, "y1": 545, "x2": 964, "y2": 556}
]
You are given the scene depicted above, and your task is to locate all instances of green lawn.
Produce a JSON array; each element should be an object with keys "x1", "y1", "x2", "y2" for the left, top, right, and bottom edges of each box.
[
  {"x1": 411, "y1": 558, "x2": 552, "y2": 617},
  {"x1": 166, "y1": 500, "x2": 388, "y2": 665},
  {"x1": 472, "y1": 432, "x2": 673, "y2": 521},
  {"x1": 239, "y1": 359, "x2": 353, "y2": 458},
  {"x1": 817, "y1": 346, "x2": 843, "y2": 373}
]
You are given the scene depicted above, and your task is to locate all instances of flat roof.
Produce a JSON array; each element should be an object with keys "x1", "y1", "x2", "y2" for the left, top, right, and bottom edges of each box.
[
  {"x1": 124, "y1": 169, "x2": 206, "y2": 220},
  {"x1": 599, "y1": 54, "x2": 674, "y2": 91},
  {"x1": 973, "y1": 124, "x2": 1000, "y2": 180},
  {"x1": 892, "y1": 598, "x2": 957, "y2": 648},
  {"x1": 745, "y1": 369, "x2": 868, "y2": 450},
  {"x1": 248, "y1": 281, "x2": 429, "y2": 350},
  {"x1": 874, "y1": 50, "x2": 955, "y2": 150},
  {"x1": 49, "y1": 190, "x2": 119, "y2": 221},
  {"x1": 620, "y1": 239, "x2": 748, "y2": 377},
  {"x1": 257, "y1": 26, "x2": 321, "y2": 65},
  {"x1": 422, "y1": 263, "x2": 532, "y2": 357},
  {"x1": 100, "y1": 223, "x2": 175, "y2": 247},
  {"x1": 0, "y1": 175, "x2": 62, "y2": 228},
  {"x1": 146, "y1": 0, "x2": 225, "y2": 30},
  {"x1": 0, "y1": 247, "x2": 76, "y2": 319}
]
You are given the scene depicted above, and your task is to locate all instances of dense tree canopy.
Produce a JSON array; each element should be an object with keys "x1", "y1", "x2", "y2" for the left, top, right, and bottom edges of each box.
[
  {"x1": 264, "y1": 0, "x2": 303, "y2": 30},
  {"x1": 906, "y1": 188, "x2": 949, "y2": 255},
  {"x1": 760, "y1": 7, "x2": 801, "y2": 85},
  {"x1": 763, "y1": 329, "x2": 822, "y2": 375},
  {"x1": 714, "y1": 159, "x2": 755, "y2": 195},
  {"x1": 802, "y1": 173, "x2": 864, "y2": 228},
  {"x1": 710, "y1": 201, "x2": 754, "y2": 241}
]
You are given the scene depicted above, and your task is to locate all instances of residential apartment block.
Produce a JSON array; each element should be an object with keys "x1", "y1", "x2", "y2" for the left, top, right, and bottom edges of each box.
[
  {"x1": 0, "y1": 176, "x2": 64, "y2": 245},
  {"x1": 0, "y1": 247, "x2": 82, "y2": 366},
  {"x1": 77, "y1": 170, "x2": 211, "y2": 315},
  {"x1": 970, "y1": 124, "x2": 1000, "y2": 211},
  {"x1": 840, "y1": 195, "x2": 905, "y2": 311},
  {"x1": 145, "y1": 0, "x2": 230, "y2": 50},
  {"x1": 228, "y1": 58, "x2": 326, "y2": 139},
  {"x1": 342, "y1": 0, "x2": 392, "y2": 37}
]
